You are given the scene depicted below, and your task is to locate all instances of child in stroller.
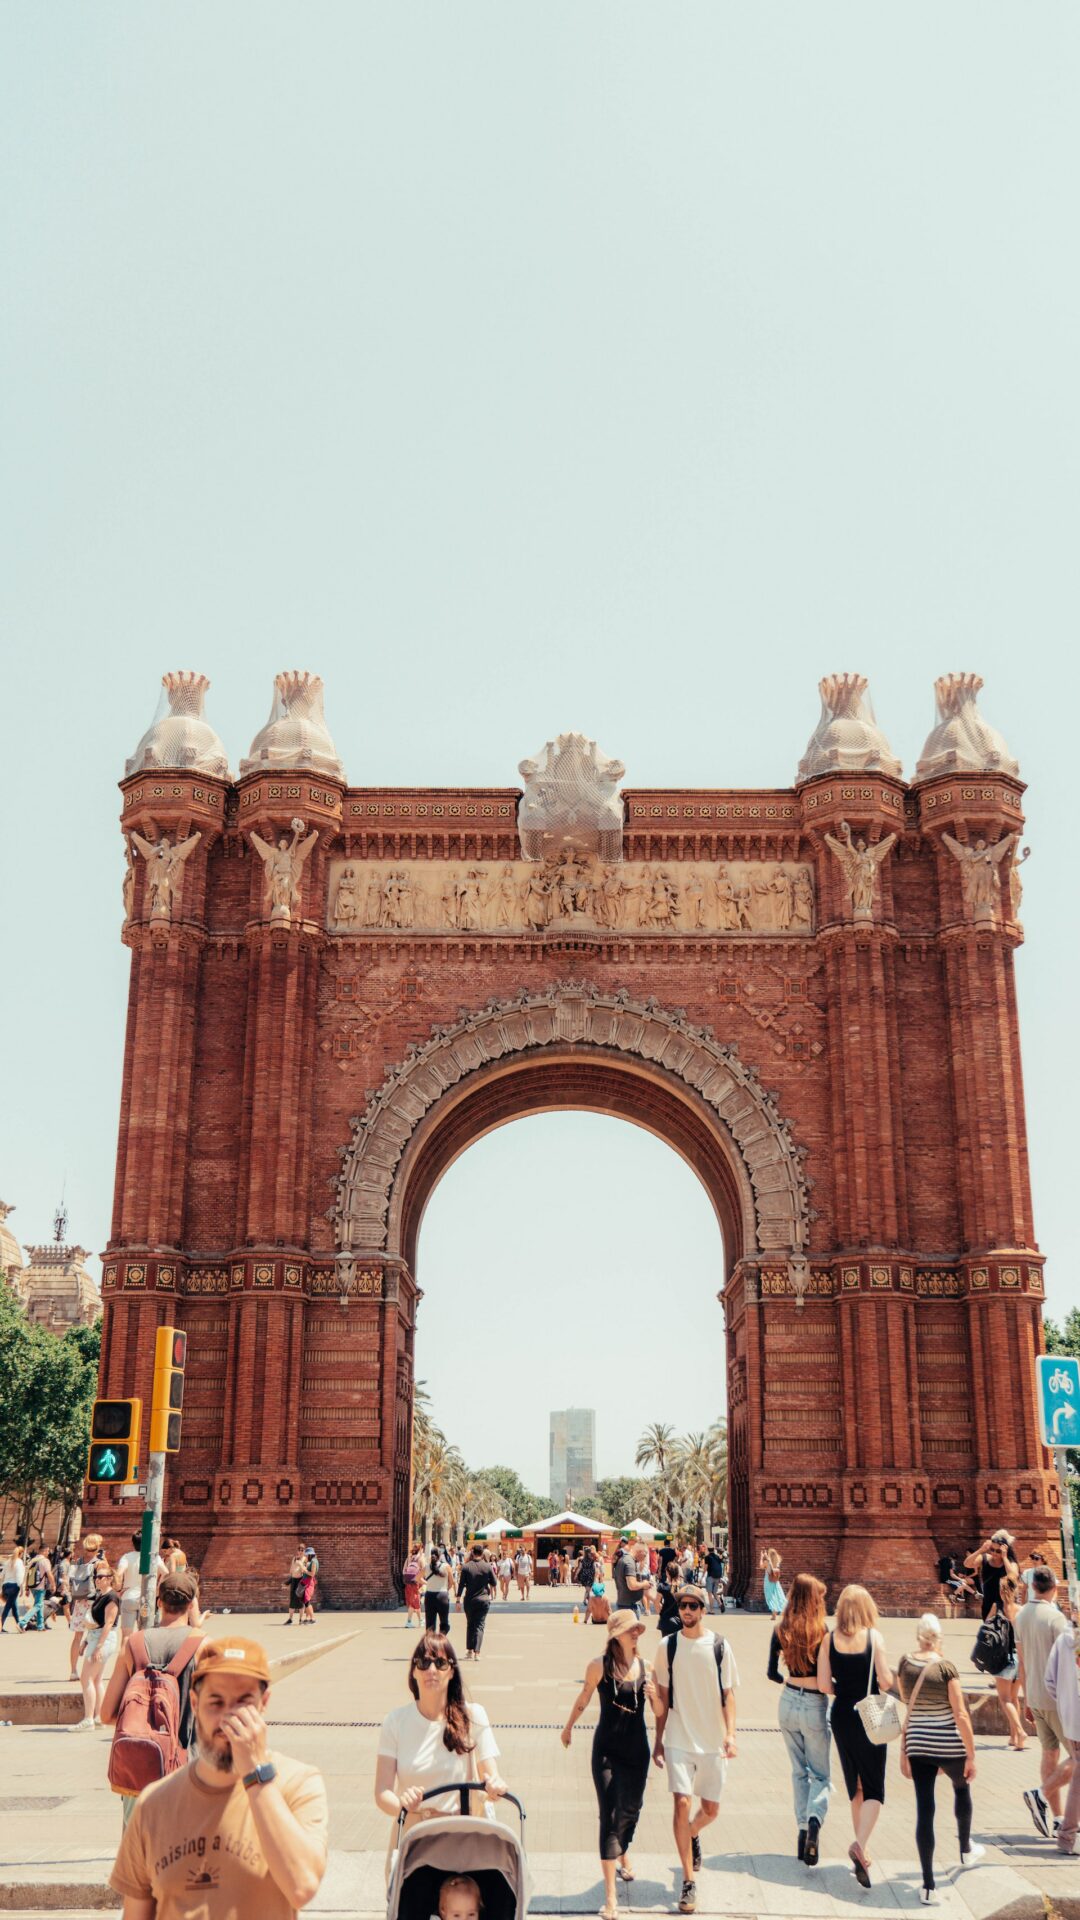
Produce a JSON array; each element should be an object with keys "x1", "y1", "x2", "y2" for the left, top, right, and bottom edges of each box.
[{"x1": 389, "y1": 1786, "x2": 529, "y2": 1920}]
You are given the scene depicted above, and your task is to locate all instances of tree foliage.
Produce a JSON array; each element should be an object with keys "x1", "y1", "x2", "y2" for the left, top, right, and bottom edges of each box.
[{"x1": 0, "y1": 1291, "x2": 100, "y2": 1543}]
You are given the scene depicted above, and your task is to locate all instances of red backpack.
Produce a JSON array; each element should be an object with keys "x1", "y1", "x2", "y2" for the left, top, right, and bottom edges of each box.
[{"x1": 107, "y1": 1630, "x2": 202, "y2": 1796}]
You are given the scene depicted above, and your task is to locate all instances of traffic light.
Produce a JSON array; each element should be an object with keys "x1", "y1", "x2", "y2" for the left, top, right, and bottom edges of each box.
[
  {"x1": 149, "y1": 1325, "x2": 187, "y2": 1453},
  {"x1": 87, "y1": 1398, "x2": 142, "y2": 1483}
]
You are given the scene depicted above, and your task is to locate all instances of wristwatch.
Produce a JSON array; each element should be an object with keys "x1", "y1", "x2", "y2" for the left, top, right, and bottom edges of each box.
[{"x1": 242, "y1": 1762, "x2": 278, "y2": 1790}]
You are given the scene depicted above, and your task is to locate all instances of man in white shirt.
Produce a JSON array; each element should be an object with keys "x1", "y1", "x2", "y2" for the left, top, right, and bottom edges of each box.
[
  {"x1": 1017, "y1": 1565, "x2": 1071, "y2": 1838},
  {"x1": 114, "y1": 1533, "x2": 167, "y2": 1645},
  {"x1": 514, "y1": 1550, "x2": 533, "y2": 1600},
  {"x1": 652, "y1": 1583, "x2": 738, "y2": 1913}
]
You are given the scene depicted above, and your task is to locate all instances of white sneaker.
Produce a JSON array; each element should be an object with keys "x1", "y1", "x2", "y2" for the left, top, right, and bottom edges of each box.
[
  {"x1": 69, "y1": 1718, "x2": 94, "y2": 1731},
  {"x1": 919, "y1": 1890, "x2": 940, "y2": 1906},
  {"x1": 960, "y1": 1843, "x2": 986, "y2": 1868}
]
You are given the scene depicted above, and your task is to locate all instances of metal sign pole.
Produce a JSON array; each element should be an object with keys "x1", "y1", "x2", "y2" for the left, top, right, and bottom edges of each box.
[
  {"x1": 1054, "y1": 1446, "x2": 1080, "y2": 1615},
  {"x1": 141, "y1": 1450, "x2": 166, "y2": 1627}
]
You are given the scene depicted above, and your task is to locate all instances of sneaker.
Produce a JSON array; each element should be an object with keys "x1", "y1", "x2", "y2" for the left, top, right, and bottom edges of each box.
[
  {"x1": 691, "y1": 1835, "x2": 702, "y2": 1871},
  {"x1": 805, "y1": 1817, "x2": 820, "y2": 1867},
  {"x1": 1024, "y1": 1787, "x2": 1050, "y2": 1838},
  {"x1": 69, "y1": 1718, "x2": 94, "y2": 1732},
  {"x1": 919, "y1": 1889, "x2": 939, "y2": 1906},
  {"x1": 678, "y1": 1880, "x2": 697, "y2": 1914},
  {"x1": 960, "y1": 1844, "x2": 986, "y2": 1868}
]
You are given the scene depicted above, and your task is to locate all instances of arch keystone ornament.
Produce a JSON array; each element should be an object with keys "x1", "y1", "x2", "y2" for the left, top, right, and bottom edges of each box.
[{"x1": 99, "y1": 675, "x2": 1057, "y2": 1612}]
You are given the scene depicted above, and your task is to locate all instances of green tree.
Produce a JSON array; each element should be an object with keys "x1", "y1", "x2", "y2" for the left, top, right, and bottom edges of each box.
[
  {"x1": 1046, "y1": 1313, "x2": 1080, "y2": 1357},
  {"x1": 0, "y1": 1296, "x2": 99, "y2": 1544},
  {"x1": 472, "y1": 1464, "x2": 546, "y2": 1526}
]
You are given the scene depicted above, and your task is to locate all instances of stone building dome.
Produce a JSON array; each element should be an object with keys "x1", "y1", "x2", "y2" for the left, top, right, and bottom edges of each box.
[
  {"x1": 20, "y1": 1241, "x2": 101, "y2": 1332},
  {"x1": 240, "y1": 671, "x2": 344, "y2": 779},
  {"x1": 796, "y1": 673, "x2": 902, "y2": 783},
  {"x1": 126, "y1": 672, "x2": 231, "y2": 779},
  {"x1": 915, "y1": 673, "x2": 1020, "y2": 781}
]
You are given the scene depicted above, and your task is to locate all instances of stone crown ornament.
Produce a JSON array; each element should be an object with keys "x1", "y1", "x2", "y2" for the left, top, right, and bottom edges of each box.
[
  {"x1": 796, "y1": 673, "x2": 902, "y2": 783},
  {"x1": 125, "y1": 671, "x2": 231, "y2": 779},
  {"x1": 915, "y1": 673, "x2": 1019, "y2": 781},
  {"x1": 240, "y1": 671, "x2": 344, "y2": 779},
  {"x1": 517, "y1": 732, "x2": 625, "y2": 861}
]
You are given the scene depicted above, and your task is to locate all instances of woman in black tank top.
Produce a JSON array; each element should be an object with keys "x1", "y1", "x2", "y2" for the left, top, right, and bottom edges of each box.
[
  {"x1": 818, "y1": 1584, "x2": 895, "y2": 1889},
  {"x1": 561, "y1": 1612, "x2": 651, "y2": 1920}
]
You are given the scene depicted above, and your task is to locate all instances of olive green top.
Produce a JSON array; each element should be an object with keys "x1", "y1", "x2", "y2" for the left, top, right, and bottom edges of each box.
[{"x1": 898, "y1": 1652, "x2": 959, "y2": 1715}]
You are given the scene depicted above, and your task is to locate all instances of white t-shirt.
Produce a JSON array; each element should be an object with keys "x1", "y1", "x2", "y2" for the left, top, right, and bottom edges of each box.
[
  {"x1": 498, "y1": 1558, "x2": 513, "y2": 1578},
  {"x1": 424, "y1": 1557, "x2": 451, "y2": 1594},
  {"x1": 377, "y1": 1701, "x2": 499, "y2": 1814},
  {"x1": 515, "y1": 1553, "x2": 532, "y2": 1575},
  {"x1": 115, "y1": 1551, "x2": 166, "y2": 1597},
  {"x1": 654, "y1": 1630, "x2": 739, "y2": 1755},
  {"x1": 1, "y1": 1557, "x2": 25, "y2": 1589}
]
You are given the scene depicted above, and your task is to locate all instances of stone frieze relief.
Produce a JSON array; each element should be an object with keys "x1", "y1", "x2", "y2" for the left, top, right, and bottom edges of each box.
[{"x1": 325, "y1": 854, "x2": 815, "y2": 937}]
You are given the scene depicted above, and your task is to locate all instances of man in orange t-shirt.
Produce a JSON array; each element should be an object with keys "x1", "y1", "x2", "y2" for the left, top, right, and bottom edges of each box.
[{"x1": 110, "y1": 1635, "x2": 327, "y2": 1920}]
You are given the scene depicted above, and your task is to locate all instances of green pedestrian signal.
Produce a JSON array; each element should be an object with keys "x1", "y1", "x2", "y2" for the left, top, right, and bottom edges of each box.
[
  {"x1": 88, "y1": 1441, "x2": 132, "y2": 1482},
  {"x1": 86, "y1": 1398, "x2": 142, "y2": 1484}
]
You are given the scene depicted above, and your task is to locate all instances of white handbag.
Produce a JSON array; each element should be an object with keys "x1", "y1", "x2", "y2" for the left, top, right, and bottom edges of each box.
[{"x1": 853, "y1": 1631, "x2": 903, "y2": 1745}]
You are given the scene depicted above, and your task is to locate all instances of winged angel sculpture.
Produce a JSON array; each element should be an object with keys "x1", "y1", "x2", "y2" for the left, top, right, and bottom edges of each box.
[
  {"x1": 941, "y1": 830, "x2": 1016, "y2": 920},
  {"x1": 129, "y1": 830, "x2": 202, "y2": 921},
  {"x1": 824, "y1": 819, "x2": 896, "y2": 919},
  {"x1": 249, "y1": 817, "x2": 319, "y2": 923}
]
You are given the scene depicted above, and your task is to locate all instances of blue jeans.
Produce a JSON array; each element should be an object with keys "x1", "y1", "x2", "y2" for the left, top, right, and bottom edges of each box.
[
  {"x1": 778, "y1": 1685, "x2": 831, "y2": 1830},
  {"x1": 30, "y1": 1589, "x2": 46, "y2": 1629},
  {"x1": 1, "y1": 1584, "x2": 21, "y2": 1629}
]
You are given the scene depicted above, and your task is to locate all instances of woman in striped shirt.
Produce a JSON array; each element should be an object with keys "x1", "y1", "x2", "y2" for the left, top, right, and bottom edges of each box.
[{"x1": 898, "y1": 1614, "x2": 984, "y2": 1904}]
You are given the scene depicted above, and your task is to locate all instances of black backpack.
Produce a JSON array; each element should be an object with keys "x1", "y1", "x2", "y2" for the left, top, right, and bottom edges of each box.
[
  {"x1": 972, "y1": 1613, "x2": 1012, "y2": 1676},
  {"x1": 667, "y1": 1631, "x2": 727, "y2": 1709}
]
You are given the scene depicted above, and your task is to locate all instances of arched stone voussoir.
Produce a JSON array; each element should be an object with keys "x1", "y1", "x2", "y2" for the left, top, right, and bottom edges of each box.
[{"x1": 332, "y1": 982, "x2": 812, "y2": 1260}]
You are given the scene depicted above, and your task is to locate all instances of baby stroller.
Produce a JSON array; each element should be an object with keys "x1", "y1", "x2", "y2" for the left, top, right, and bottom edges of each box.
[{"x1": 388, "y1": 1784, "x2": 530, "y2": 1920}]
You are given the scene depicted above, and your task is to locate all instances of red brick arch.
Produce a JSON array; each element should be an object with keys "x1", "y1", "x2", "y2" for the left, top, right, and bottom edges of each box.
[{"x1": 334, "y1": 983, "x2": 812, "y2": 1271}]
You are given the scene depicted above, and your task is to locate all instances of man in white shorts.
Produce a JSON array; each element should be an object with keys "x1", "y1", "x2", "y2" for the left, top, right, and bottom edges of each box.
[
  {"x1": 113, "y1": 1533, "x2": 167, "y2": 1646},
  {"x1": 652, "y1": 1583, "x2": 738, "y2": 1914}
]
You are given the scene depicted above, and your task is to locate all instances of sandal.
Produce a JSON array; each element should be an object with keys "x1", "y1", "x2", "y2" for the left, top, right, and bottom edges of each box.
[
  {"x1": 848, "y1": 1843, "x2": 872, "y2": 1889},
  {"x1": 617, "y1": 1864, "x2": 635, "y2": 1881}
]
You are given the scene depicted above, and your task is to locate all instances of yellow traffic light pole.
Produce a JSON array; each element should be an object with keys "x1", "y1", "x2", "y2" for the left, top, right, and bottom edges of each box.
[{"x1": 142, "y1": 1327, "x2": 187, "y2": 1624}]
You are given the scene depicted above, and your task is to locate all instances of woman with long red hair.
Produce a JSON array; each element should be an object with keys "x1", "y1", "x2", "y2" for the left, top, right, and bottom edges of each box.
[{"x1": 768, "y1": 1573, "x2": 831, "y2": 1867}]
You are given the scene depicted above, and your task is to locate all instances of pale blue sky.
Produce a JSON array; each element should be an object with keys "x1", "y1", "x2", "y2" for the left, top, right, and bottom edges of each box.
[{"x1": 2, "y1": 7, "x2": 1077, "y2": 1488}]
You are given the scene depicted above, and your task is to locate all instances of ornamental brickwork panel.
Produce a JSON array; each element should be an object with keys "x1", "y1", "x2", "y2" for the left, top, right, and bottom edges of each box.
[{"x1": 92, "y1": 676, "x2": 1054, "y2": 1609}]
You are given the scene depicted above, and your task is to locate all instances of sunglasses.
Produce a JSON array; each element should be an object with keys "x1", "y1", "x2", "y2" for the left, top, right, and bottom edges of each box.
[
  {"x1": 678, "y1": 1600, "x2": 703, "y2": 1612},
  {"x1": 414, "y1": 1656, "x2": 451, "y2": 1672}
]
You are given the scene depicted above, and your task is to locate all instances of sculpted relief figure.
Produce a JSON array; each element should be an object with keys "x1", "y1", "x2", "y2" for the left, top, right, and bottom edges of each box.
[
  {"x1": 333, "y1": 865, "x2": 360, "y2": 926},
  {"x1": 941, "y1": 830, "x2": 1016, "y2": 921},
  {"x1": 130, "y1": 829, "x2": 202, "y2": 922},
  {"x1": 249, "y1": 817, "x2": 319, "y2": 924},
  {"x1": 824, "y1": 819, "x2": 896, "y2": 920}
]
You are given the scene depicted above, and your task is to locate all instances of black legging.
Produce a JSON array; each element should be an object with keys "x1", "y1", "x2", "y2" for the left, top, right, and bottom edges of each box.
[
  {"x1": 910, "y1": 1756, "x2": 972, "y2": 1889},
  {"x1": 424, "y1": 1590, "x2": 450, "y2": 1634},
  {"x1": 464, "y1": 1599, "x2": 489, "y2": 1653}
]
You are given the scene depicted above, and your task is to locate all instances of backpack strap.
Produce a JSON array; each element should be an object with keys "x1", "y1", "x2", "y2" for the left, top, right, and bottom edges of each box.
[
  {"x1": 127, "y1": 1630, "x2": 151, "y2": 1672},
  {"x1": 667, "y1": 1631, "x2": 677, "y2": 1710},
  {"x1": 714, "y1": 1634, "x2": 728, "y2": 1706},
  {"x1": 166, "y1": 1632, "x2": 203, "y2": 1679}
]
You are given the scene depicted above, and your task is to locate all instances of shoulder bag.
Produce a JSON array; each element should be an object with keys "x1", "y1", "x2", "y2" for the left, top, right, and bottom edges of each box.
[{"x1": 854, "y1": 1631, "x2": 903, "y2": 1745}]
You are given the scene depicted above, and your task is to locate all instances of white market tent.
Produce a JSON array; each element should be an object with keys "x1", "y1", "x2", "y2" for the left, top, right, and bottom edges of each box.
[
  {"x1": 522, "y1": 1510, "x2": 607, "y2": 1534},
  {"x1": 475, "y1": 1517, "x2": 515, "y2": 1537},
  {"x1": 622, "y1": 1518, "x2": 663, "y2": 1539}
]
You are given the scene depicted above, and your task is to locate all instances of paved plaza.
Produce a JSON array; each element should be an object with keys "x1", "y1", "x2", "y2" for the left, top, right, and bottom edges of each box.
[{"x1": 2, "y1": 1591, "x2": 1080, "y2": 1916}]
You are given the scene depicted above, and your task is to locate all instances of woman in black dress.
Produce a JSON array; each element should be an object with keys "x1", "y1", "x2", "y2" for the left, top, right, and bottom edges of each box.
[
  {"x1": 817, "y1": 1584, "x2": 896, "y2": 1889},
  {"x1": 561, "y1": 1608, "x2": 651, "y2": 1920}
]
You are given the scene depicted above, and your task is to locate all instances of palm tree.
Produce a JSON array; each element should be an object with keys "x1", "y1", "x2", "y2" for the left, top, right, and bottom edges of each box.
[{"x1": 635, "y1": 1422, "x2": 675, "y2": 1476}]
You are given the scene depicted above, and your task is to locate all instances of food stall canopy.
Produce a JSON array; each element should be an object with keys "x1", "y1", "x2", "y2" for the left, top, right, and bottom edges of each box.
[
  {"x1": 523, "y1": 1510, "x2": 607, "y2": 1535},
  {"x1": 474, "y1": 1517, "x2": 515, "y2": 1537},
  {"x1": 621, "y1": 1518, "x2": 666, "y2": 1540}
]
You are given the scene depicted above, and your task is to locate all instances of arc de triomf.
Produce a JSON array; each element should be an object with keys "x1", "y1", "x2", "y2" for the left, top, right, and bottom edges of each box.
[{"x1": 88, "y1": 667, "x2": 1055, "y2": 1609}]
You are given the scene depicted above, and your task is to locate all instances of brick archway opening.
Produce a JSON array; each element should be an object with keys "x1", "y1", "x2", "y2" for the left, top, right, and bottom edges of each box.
[{"x1": 335, "y1": 983, "x2": 812, "y2": 1592}]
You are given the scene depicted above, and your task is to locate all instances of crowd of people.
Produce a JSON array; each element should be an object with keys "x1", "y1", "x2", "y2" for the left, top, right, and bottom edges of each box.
[{"x1": 6, "y1": 1522, "x2": 1080, "y2": 1918}]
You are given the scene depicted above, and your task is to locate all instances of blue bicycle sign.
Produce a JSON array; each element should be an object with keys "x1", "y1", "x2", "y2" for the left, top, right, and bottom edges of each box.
[{"x1": 1036, "y1": 1354, "x2": 1080, "y2": 1448}]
